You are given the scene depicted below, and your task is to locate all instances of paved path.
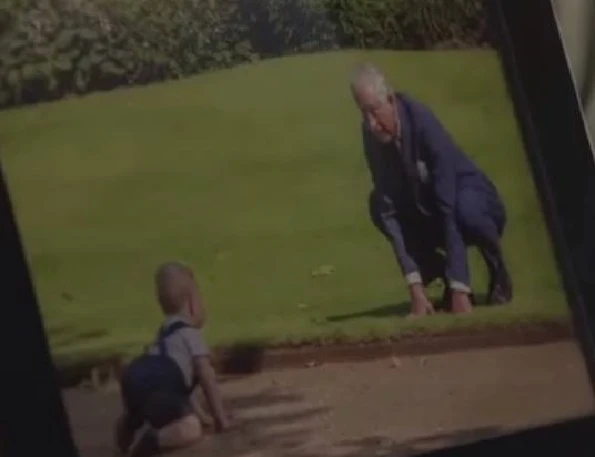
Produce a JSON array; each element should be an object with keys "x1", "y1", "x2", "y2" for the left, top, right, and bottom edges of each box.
[{"x1": 64, "y1": 341, "x2": 594, "y2": 457}]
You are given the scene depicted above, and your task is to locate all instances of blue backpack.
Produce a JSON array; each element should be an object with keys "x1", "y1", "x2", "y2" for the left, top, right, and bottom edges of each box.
[{"x1": 121, "y1": 321, "x2": 198, "y2": 402}]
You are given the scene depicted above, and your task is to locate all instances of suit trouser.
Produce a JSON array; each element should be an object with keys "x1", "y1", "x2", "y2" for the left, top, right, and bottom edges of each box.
[{"x1": 368, "y1": 185, "x2": 506, "y2": 288}]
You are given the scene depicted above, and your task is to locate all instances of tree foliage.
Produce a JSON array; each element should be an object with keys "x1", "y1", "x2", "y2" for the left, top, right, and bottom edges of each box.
[{"x1": 0, "y1": 0, "x2": 488, "y2": 108}]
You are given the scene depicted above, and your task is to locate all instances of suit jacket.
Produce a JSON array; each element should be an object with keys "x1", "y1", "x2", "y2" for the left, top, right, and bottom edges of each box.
[{"x1": 362, "y1": 92, "x2": 495, "y2": 289}]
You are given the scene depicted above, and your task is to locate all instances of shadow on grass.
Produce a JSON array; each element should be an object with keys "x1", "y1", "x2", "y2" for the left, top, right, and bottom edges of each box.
[
  {"x1": 215, "y1": 294, "x2": 501, "y2": 375},
  {"x1": 326, "y1": 293, "x2": 490, "y2": 323},
  {"x1": 326, "y1": 301, "x2": 413, "y2": 322}
]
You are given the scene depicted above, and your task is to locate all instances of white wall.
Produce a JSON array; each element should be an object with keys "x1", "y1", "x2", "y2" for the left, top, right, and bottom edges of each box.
[{"x1": 551, "y1": 0, "x2": 595, "y2": 153}]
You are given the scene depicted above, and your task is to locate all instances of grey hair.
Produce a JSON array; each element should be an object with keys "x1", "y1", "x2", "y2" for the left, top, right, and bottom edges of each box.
[{"x1": 349, "y1": 62, "x2": 392, "y2": 102}]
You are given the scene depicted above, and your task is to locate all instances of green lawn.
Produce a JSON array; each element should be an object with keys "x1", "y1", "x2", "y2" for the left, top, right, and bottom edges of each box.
[{"x1": 0, "y1": 49, "x2": 569, "y2": 366}]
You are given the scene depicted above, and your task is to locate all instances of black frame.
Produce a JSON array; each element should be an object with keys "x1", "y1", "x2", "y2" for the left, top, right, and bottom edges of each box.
[
  {"x1": 488, "y1": 0, "x2": 595, "y2": 388},
  {"x1": 0, "y1": 0, "x2": 594, "y2": 456}
]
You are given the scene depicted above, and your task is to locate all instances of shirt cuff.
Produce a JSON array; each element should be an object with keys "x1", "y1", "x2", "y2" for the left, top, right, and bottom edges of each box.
[
  {"x1": 449, "y1": 281, "x2": 472, "y2": 293},
  {"x1": 405, "y1": 272, "x2": 423, "y2": 285}
]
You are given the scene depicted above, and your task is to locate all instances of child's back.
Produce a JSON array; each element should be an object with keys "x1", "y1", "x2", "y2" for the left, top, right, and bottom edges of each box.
[
  {"x1": 144, "y1": 314, "x2": 210, "y2": 392},
  {"x1": 115, "y1": 262, "x2": 231, "y2": 457}
]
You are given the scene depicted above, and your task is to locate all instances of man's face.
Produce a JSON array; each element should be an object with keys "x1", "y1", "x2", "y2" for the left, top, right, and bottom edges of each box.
[{"x1": 354, "y1": 85, "x2": 397, "y2": 143}]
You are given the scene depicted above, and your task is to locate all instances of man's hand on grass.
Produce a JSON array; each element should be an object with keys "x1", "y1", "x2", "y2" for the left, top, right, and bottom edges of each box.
[
  {"x1": 408, "y1": 283, "x2": 435, "y2": 318},
  {"x1": 450, "y1": 290, "x2": 473, "y2": 314}
]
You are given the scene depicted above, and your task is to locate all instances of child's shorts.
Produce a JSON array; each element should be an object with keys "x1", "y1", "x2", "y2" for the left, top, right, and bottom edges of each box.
[{"x1": 121, "y1": 354, "x2": 194, "y2": 430}]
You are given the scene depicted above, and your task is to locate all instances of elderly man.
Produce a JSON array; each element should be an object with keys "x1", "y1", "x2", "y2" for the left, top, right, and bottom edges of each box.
[{"x1": 350, "y1": 63, "x2": 513, "y2": 316}]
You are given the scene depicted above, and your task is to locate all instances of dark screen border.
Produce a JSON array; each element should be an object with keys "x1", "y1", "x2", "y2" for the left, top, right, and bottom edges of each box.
[{"x1": 0, "y1": 0, "x2": 594, "y2": 456}]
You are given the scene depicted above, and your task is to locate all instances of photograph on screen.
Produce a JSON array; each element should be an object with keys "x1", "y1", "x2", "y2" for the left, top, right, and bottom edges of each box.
[{"x1": 1, "y1": 1, "x2": 594, "y2": 456}]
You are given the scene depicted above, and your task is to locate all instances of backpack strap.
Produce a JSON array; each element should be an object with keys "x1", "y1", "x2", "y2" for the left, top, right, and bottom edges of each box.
[
  {"x1": 157, "y1": 321, "x2": 191, "y2": 356},
  {"x1": 156, "y1": 320, "x2": 201, "y2": 394}
]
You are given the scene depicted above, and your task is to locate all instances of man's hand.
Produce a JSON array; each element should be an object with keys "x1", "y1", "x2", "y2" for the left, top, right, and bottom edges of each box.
[
  {"x1": 408, "y1": 283, "x2": 435, "y2": 318},
  {"x1": 450, "y1": 290, "x2": 473, "y2": 314}
]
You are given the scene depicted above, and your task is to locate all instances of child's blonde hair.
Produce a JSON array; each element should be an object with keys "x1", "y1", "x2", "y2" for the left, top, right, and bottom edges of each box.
[{"x1": 154, "y1": 261, "x2": 196, "y2": 315}]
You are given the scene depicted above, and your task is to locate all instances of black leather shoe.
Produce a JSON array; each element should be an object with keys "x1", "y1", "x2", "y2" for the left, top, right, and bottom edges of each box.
[
  {"x1": 487, "y1": 262, "x2": 513, "y2": 304},
  {"x1": 479, "y1": 242, "x2": 513, "y2": 305}
]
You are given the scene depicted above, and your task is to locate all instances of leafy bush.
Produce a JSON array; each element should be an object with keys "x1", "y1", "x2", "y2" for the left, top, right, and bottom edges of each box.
[
  {"x1": 330, "y1": 0, "x2": 487, "y2": 49},
  {"x1": 0, "y1": 0, "x2": 488, "y2": 108}
]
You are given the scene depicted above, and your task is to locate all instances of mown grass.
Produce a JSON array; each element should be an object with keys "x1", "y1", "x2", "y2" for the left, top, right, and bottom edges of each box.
[{"x1": 0, "y1": 49, "x2": 569, "y2": 366}]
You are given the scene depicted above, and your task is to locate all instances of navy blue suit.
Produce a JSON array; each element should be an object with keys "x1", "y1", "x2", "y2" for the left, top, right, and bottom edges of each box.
[{"x1": 363, "y1": 93, "x2": 506, "y2": 293}]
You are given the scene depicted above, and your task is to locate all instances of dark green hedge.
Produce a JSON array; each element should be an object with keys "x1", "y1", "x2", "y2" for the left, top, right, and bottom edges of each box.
[{"x1": 0, "y1": 0, "x2": 488, "y2": 109}]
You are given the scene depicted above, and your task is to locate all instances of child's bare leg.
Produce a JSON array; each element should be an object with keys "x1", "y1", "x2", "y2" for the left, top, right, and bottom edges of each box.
[
  {"x1": 115, "y1": 411, "x2": 142, "y2": 455},
  {"x1": 128, "y1": 415, "x2": 202, "y2": 457},
  {"x1": 158, "y1": 414, "x2": 203, "y2": 448}
]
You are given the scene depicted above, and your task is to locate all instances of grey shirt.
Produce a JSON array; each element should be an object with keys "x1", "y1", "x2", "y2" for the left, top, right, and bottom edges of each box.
[{"x1": 146, "y1": 315, "x2": 210, "y2": 389}]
